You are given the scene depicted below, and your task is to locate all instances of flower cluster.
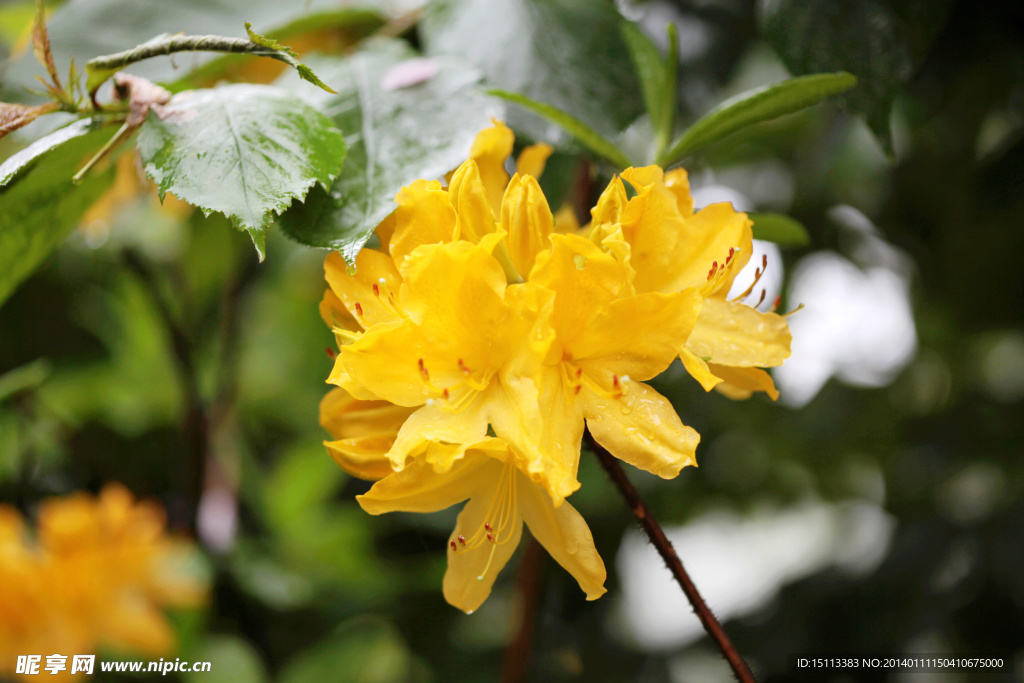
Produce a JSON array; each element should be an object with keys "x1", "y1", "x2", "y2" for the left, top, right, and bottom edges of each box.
[
  {"x1": 0, "y1": 484, "x2": 207, "y2": 679},
  {"x1": 320, "y1": 121, "x2": 791, "y2": 613}
]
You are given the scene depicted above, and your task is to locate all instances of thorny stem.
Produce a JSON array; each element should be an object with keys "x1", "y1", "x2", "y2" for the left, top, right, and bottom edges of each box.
[
  {"x1": 500, "y1": 537, "x2": 545, "y2": 683},
  {"x1": 586, "y1": 433, "x2": 757, "y2": 683}
]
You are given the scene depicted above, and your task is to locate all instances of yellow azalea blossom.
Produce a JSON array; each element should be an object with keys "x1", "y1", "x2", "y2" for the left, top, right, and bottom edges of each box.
[
  {"x1": 0, "y1": 485, "x2": 206, "y2": 680},
  {"x1": 353, "y1": 437, "x2": 606, "y2": 614},
  {"x1": 588, "y1": 165, "x2": 792, "y2": 399},
  {"x1": 527, "y1": 233, "x2": 703, "y2": 479},
  {"x1": 324, "y1": 238, "x2": 584, "y2": 502}
]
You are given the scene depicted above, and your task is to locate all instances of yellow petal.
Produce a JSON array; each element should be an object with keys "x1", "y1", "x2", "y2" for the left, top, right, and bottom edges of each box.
[
  {"x1": 501, "y1": 173, "x2": 554, "y2": 277},
  {"x1": 326, "y1": 437, "x2": 395, "y2": 481},
  {"x1": 679, "y1": 348, "x2": 723, "y2": 392},
  {"x1": 324, "y1": 249, "x2": 403, "y2": 328},
  {"x1": 357, "y1": 452, "x2": 497, "y2": 515},
  {"x1": 553, "y1": 204, "x2": 580, "y2": 234},
  {"x1": 672, "y1": 203, "x2": 753, "y2": 295},
  {"x1": 664, "y1": 167, "x2": 694, "y2": 217},
  {"x1": 342, "y1": 242, "x2": 512, "y2": 407},
  {"x1": 319, "y1": 289, "x2": 359, "y2": 347},
  {"x1": 589, "y1": 174, "x2": 628, "y2": 233},
  {"x1": 620, "y1": 165, "x2": 665, "y2": 191},
  {"x1": 583, "y1": 380, "x2": 699, "y2": 479},
  {"x1": 687, "y1": 298, "x2": 792, "y2": 367},
  {"x1": 469, "y1": 119, "x2": 514, "y2": 215},
  {"x1": 531, "y1": 233, "x2": 634, "y2": 349},
  {"x1": 572, "y1": 288, "x2": 702, "y2": 382},
  {"x1": 490, "y1": 365, "x2": 583, "y2": 505},
  {"x1": 449, "y1": 159, "x2": 498, "y2": 244},
  {"x1": 516, "y1": 469, "x2": 606, "y2": 600},
  {"x1": 390, "y1": 179, "x2": 458, "y2": 266},
  {"x1": 387, "y1": 400, "x2": 489, "y2": 471},
  {"x1": 707, "y1": 364, "x2": 780, "y2": 401},
  {"x1": 319, "y1": 386, "x2": 413, "y2": 440},
  {"x1": 443, "y1": 459, "x2": 524, "y2": 613},
  {"x1": 515, "y1": 142, "x2": 553, "y2": 179}
]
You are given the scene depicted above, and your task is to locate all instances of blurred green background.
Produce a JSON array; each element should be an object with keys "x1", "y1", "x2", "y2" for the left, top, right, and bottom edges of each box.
[{"x1": 2, "y1": 0, "x2": 1023, "y2": 681}]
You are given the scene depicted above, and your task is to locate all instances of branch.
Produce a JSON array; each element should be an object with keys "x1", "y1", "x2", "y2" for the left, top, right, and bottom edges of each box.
[
  {"x1": 123, "y1": 250, "x2": 207, "y2": 534},
  {"x1": 501, "y1": 537, "x2": 545, "y2": 683},
  {"x1": 85, "y1": 24, "x2": 335, "y2": 105},
  {"x1": 586, "y1": 433, "x2": 757, "y2": 683}
]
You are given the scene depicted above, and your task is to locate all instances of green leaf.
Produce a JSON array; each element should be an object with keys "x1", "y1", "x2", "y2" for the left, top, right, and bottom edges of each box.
[
  {"x1": 762, "y1": 0, "x2": 954, "y2": 158},
  {"x1": 244, "y1": 22, "x2": 336, "y2": 93},
  {"x1": 136, "y1": 83, "x2": 345, "y2": 260},
  {"x1": 420, "y1": 0, "x2": 642, "y2": 141},
  {"x1": 659, "y1": 72, "x2": 857, "y2": 165},
  {"x1": 489, "y1": 89, "x2": 634, "y2": 169},
  {"x1": 749, "y1": 212, "x2": 811, "y2": 246},
  {"x1": 621, "y1": 22, "x2": 678, "y2": 157},
  {"x1": 276, "y1": 39, "x2": 501, "y2": 263},
  {"x1": 0, "y1": 119, "x2": 117, "y2": 308}
]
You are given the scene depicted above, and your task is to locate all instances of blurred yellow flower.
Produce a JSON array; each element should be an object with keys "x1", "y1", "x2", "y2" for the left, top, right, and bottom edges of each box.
[{"x1": 0, "y1": 485, "x2": 207, "y2": 679}]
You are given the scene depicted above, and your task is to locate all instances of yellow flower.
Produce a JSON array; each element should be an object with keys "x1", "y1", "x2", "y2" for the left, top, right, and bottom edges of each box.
[
  {"x1": 0, "y1": 484, "x2": 207, "y2": 679},
  {"x1": 355, "y1": 438, "x2": 606, "y2": 614},
  {"x1": 589, "y1": 166, "x2": 792, "y2": 399}
]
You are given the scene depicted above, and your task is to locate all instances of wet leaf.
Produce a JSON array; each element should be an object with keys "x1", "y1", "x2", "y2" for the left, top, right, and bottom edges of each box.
[
  {"x1": 276, "y1": 39, "x2": 501, "y2": 263},
  {"x1": 136, "y1": 83, "x2": 345, "y2": 260},
  {"x1": 0, "y1": 118, "x2": 117, "y2": 307},
  {"x1": 420, "y1": 0, "x2": 641, "y2": 141},
  {"x1": 659, "y1": 72, "x2": 857, "y2": 164}
]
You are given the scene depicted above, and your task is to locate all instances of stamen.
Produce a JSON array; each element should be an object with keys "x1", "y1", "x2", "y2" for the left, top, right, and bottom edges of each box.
[
  {"x1": 443, "y1": 388, "x2": 450, "y2": 400},
  {"x1": 486, "y1": 532, "x2": 494, "y2": 543},
  {"x1": 354, "y1": 302, "x2": 363, "y2": 317},
  {"x1": 574, "y1": 384, "x2": 582, "y2": 395},
  {"x1": 418, "y1": 358, "x2": 430, "y2": 381},
  {"x1": 325, "y1": 347, "x2": 335, "y2": 359},
  {"x1": 459, "y1": 358, "x2": 471, "y2": 374},
  {"x1": 771, "y1": 295, "x2": 782, "y2": 312},
  {"x1": 458, "y1": 535, "x2": 466, "y2": 546},
  {"x1": 726, "y1": 247, "x2": 735, "y2": 264},
  {"x1": 372, "y1": 283, "x2": 380, "y2": 297},
  {"x1": 477, "y1": 542, "x2": 498, "y2": 581},
  {"x1": 450, "y1": 540, "x2": 457, "y2": 551},
  {"x1": 755, "y1": 289, "x2": 767, "y2": 308},
  {"x1": 484, "y1": 523, "x2": 493, "y2": 532}
]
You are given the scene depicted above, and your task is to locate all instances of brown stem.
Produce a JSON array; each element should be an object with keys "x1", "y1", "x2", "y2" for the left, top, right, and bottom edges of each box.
[
  {"x1": 586, "y1": 433, "x2": 757, "y2": 683},
  {"x1": 123, "y1": 250, "x2": 207, "y2": 535},
  {"x1": 500, "y1": 536, "x2": 545, "y2": 683}
]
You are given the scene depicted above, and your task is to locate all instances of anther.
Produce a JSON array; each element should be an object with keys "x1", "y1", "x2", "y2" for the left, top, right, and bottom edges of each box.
[
  {"x1": 418, "y1": 358, "x2": 430, "y2": 380},
  {"x1": 762, "y1": 254, "x2": 768, "y2": 269},
  {"x1": 458, "y1": 535, "x2": 466, "y2": 546},
  {"x1": 772, "y1": 294, "x2": 782, "y2": 311},
  {"x1": 726, "y1": 247, "x2": 735, "y2": 264},
  {"x1": 443, "y1": 388, "x2": 450, "y2": 400},
  {"x1": 612, "y1": 375, "x2": 621, "y2": 390},
  {"x1": 372, "y1": 283, "x2": 380, "y2": 297},
  {"x1": 486, "y1": 532, "x2": 495, "y2": 543},
  {"x1": 484, "y1": 523, "x2": 493, "y2": 532},
  {"x1": 574, "y1": 384, "x2": 582, "y2": 395},
  {"x1": 458, "y1": 358, "x2": 470, "y2": 374},
  {"x1": 575, "y1": 368, "x2": 583, "y2": 378},
  {"x1": 450, "y1": 540, "x2": 457, "y2": 551},
  {"x1": 325, "y1": 347, "x2": 335, "y2": 359},
  {"x1": 354, "y1": 302, "x2": 363, "y2": 317},
  {"x1": 755, "y1": 289, "x2": 767, "y2": 307}
]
